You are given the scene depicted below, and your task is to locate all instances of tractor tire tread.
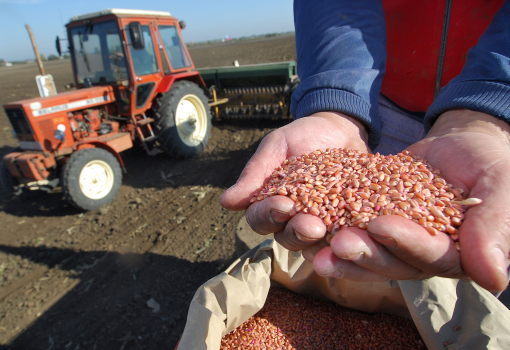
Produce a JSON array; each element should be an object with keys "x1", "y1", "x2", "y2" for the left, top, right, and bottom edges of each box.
[{"x1": 153, "y1": 81, "x2": 211, "y2": 159}]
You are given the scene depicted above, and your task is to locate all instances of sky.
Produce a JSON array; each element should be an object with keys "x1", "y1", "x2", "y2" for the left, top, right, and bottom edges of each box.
[{"x1": 0, "y1": 0, "x2": 295, "y2": 62}]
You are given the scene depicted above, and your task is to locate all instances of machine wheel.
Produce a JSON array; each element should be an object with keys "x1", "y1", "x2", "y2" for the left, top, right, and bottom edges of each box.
[
  {"x1": 153, "y1": 81, "x2": 212, "y2": 159},
  {"x1": 62, "y1": 148, "x2": 122, "y2": 211},
  {"x1": 0, "y1": 160, "x2": 19, "y2": 199}
]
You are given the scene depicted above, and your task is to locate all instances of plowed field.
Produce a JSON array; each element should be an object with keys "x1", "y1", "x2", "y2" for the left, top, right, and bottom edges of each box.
[{"x1": 0, "y1": 34, "x2": 296, "y2": 349}]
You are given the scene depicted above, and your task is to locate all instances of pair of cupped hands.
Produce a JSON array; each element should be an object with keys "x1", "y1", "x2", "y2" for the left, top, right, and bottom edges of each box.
[{"x1": 220, "y1": 109, "x2": 510, "y2": 293}]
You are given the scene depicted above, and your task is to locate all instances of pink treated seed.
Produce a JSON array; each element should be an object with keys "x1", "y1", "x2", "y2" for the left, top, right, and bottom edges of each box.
[{"x1": 252, "y1": 148, "x2": 481, "y2": 241}]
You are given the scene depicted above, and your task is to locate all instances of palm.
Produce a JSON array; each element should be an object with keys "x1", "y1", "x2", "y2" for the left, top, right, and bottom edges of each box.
[
  {"x1": 220, "y1": 113, "x2": 369, "y2": 210},
  {"x1": 408, "y1": 130, "x2": 510, "y2": 291}
]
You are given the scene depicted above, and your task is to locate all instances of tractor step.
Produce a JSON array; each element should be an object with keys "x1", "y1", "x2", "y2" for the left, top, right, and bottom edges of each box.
[{"x1": 137, "y1": 117, "x2": 155, "y2": 126}]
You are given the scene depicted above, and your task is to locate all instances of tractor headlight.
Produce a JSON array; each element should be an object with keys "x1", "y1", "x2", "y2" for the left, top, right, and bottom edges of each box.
[{"x1": 54, "y1": 124, "x2": 66, "y2": 141}]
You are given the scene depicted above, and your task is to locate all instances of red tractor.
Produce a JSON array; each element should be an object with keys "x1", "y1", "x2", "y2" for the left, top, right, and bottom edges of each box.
[{"x1": 1, "y1": 9, "x2": 212, "y2": 210}]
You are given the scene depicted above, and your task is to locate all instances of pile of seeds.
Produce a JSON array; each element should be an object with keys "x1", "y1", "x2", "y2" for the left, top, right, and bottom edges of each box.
[
  {"x1": 220, "y1": 287, "x2": 426, "y2": 350},
  {"x1": 252, "y1": 148, "x2": 481, "y2": 246}
]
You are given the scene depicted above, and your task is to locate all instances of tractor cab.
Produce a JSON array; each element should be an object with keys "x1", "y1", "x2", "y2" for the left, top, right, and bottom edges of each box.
[{"x1": 64, "y1": 9, "x2": 196, "y2": 116}]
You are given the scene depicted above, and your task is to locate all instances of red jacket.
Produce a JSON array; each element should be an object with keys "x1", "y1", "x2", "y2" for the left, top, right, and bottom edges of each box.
[{"x1": 382, "y1": 0, "x2": 505, "y2": 112}]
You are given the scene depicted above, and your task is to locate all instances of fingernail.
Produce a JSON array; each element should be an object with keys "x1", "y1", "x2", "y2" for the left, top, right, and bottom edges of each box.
[
  {"x1": 269, "y1": 208, "x2": 291, "y2": 226},
  {"x1": 318, "y1": 269, "x2": 343, "y2": 278},
  {"x1": 367, "y1": 232, "x2": 398, "y2": 248},
  {"x1": 340, "y1": 252, "x2": 366, "y2": 263},
  {"x1": 492, "y1": 247, "x2": 509, "y2": 276},
  {"x1": 294, "y1": 229, "x2": 318, "y2": 243}
]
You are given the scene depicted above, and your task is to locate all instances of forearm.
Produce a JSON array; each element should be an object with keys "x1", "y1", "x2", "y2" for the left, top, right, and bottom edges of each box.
[
  {"x1": 309, "y1": 112, "x2": 370, "y2": 149},
  {"x1": 291, "y1": 0, "x2": 386, "y2": 150}
]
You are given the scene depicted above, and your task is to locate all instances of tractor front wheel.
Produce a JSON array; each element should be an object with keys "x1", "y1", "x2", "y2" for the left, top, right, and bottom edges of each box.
[
  {"x1": 154, "y1": 81, "x2": 212, "y2": 159},
  {"x1": 62, "y1": 148, "x2": 122, "y2": 211}
]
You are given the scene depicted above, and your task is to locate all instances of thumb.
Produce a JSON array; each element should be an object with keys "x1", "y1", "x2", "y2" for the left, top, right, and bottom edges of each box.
[
  {"x1": 460, "y1": 194, "x2": 510, "y2": 292},
  {"x1": 458, "y1": 159, "x2": 510, "y2": 292},
  {"x1": 219, "y1": 130, "x2": 288, "y2": 211}
]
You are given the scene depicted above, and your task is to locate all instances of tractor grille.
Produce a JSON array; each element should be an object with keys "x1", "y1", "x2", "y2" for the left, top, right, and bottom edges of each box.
[{"x1": 5, "y1": 108, "x2": 33, "y2": 136}]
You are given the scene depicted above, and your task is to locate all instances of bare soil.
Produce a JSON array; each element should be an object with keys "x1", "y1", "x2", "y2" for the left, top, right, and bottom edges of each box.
[{"x1": 0, "y1": 34, "x2": 296, "y2": 350}]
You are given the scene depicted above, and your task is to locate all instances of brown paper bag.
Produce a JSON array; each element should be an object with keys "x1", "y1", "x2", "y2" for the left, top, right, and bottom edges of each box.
[{"x1": 177, "y1": 239, "x2": 510, "y2": 350}]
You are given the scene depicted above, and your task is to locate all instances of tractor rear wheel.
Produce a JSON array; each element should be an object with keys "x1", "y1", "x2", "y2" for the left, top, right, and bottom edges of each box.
[
  {"x1": 62, "y1": 148, "x2": 122, "y2": 211},
  {"x1": 153, "y1": 81, "x2": 212, "y2": 159}
]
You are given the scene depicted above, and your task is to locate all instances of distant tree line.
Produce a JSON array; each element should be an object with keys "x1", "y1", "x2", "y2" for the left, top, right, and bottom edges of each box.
[{"x1": 187, "y1": 31, "x2": 295, "y2": 47}]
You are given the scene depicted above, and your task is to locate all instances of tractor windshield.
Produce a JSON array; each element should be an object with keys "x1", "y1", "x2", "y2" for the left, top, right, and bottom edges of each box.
[{"x1": 69, "y1": 21, "x2": 128, "y2": 85}]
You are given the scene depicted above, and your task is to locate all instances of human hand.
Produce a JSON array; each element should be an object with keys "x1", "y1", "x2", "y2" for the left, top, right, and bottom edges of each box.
[
  {"x1": 219, "y1": 112, "x2": 369, "y2": 249},
  {"x1": 409, "y1": 109, "x2": 510, "y2": 291},
  {"x1": 222, "y1": 109, "x2": 510, "y2": 293},
  {"x1": 313, "y1": 109, "x2": 510, "y2": 292}
]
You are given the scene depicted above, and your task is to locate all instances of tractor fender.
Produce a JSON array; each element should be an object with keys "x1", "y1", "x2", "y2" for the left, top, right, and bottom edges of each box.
[
  {"x1": 76, "y1": 142, "x2": 125, "y2": 172},
  {"x1": 156, "y1": 71, "x2": 206, "y2": 95}
]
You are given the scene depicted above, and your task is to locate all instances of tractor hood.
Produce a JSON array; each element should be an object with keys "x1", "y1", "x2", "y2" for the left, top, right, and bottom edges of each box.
[{"x1": 4, "y1": 86, "x2": 116, "y2": 118}]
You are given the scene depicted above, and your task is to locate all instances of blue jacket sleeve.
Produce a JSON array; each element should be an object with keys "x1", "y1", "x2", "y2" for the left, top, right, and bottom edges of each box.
[
  {"x1": 291, "y1": 0, "x2": 387, "y2": 149},
  {"x1": 424, "y1": 0, "x2": 510, "y2": 131}
]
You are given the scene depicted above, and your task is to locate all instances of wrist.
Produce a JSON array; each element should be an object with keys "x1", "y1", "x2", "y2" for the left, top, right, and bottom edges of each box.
[
  {"x1": 428, "y1": 109, "x2": 510, "y2": 145},
  {"x1": 310, "y1": 111, "x2": 370, "y2": 149}
]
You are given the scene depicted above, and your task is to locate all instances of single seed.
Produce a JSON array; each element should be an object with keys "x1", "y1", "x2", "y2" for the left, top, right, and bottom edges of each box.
[
  {"x1": 363, "y1": 201, "x2": 375, "y2": 208},
  {"x1": 444, "y1": 207, "x2": 455, "y2": 216},
  {"x1": 425, "y1": 226, "x2": 439, "y2": 236},
  {"x1": 451, "y1": 217, "x2": 462, "y2": 226},
  {"x1": 451, "y1": 188, "x2": 464, "y2": 197},
  {"x1": 358, "y1": 192, "x2": 370, "y2": 199},
  {"x1": 350, "y1": 202, "x2": 361, "y2": 212},
  {"x1": 370, "y1": 183, "x2": 381, "y2": 191},
  {"x1": 398, "y1": 202, "x2": 410, "y2": 211},
  {"x1": 313, "y1": 196, "x2": 324, "y2": 204},
  {"x1": 452, "y1": 198, "x2": 483, "y2": 206}
]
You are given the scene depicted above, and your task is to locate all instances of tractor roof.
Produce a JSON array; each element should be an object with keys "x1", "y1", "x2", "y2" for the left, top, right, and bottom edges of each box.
[{"x1": 69, "y1": 8, "x2": 172, "y2": 22}]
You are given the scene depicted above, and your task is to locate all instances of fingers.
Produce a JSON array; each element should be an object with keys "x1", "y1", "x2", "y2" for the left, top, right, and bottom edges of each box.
[
  {"x1": 219, "y1": 130, "x2": 287, "y2": 211},
  {"x1": 313, "y1": 247, "x2": 390, "y2": 282},
  {"x1": 244, "y1": 195, "x2": 327, "y2": 251},
  {"x1": 246, "y1": 198, "x2": 468, "y2": 283},
  {"x1": 245, "y1": 196, "x2": 297, "y2": 235},
  {"x1": 366, "y1": 215, "x2": 466, "y2": 279},
  {"x1": 309, "y1": 224, "x2": 429, "y2": 281},
  {"x1": 273, "y1": 213, "x2": 327, "y2": 251},
  {"x1": 327, "y1": 227, "x2": 426, "y2": 280},
  {"x1": 310, "y1": 216, "x2": 465, "y2": 283},
  {"x1": 302, "y1": 239, "x2": 329, "y2": 262}
]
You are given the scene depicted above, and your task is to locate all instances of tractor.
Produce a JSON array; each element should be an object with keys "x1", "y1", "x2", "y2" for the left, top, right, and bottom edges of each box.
[
  {"x1": 1, "y1": 8, "x2": 299, "y2": 211},
  {"x1": 1, "y1": 9, "x2": 214, "y2": 211}
]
